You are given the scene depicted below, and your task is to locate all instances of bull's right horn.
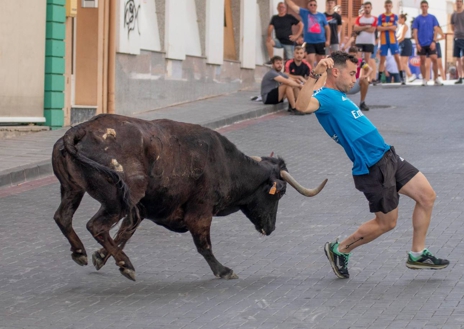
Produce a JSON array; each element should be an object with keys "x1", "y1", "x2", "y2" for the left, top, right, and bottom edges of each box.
[
  {"x1": 250, "y1": 156, "x2": 262, "y2": 162},
  {"x1": 280, "y1": 170, "x2": 327, "y2": 197}
]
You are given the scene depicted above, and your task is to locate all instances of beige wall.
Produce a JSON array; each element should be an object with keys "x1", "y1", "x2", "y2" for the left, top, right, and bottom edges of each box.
[{"x1": 0, "y1": 1, "x2": 46, "y2": 121}]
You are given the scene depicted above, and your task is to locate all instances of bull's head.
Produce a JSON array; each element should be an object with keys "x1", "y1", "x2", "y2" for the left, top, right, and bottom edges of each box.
[{"x1": 240, "y1": 156, "x2": 327, "y2": 236}]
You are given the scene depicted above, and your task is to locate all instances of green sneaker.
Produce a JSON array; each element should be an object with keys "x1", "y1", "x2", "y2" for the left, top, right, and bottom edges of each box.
[
  {"x1": 406, "y1": 249, "x2": 449, "y2": 270},
  {"x1": 324, "y1": 240, "x2": 350, "y2": 279}
]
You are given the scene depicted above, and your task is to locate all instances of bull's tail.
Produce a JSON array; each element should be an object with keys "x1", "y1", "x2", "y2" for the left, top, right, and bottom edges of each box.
[{"x1": 62, "y1": 126, "x2": 139, "y2": 231}]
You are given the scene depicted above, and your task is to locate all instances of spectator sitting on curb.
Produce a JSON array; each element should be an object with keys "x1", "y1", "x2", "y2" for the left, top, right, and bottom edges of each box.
[
  {"x1": 285, "y1": 46, "x2": 312, "y2": 102},
  {"x1": 266, "y1": 2, "x2": 303, "y2": 64},
  {"x1": 347, "y1": 47, "x2": 372, "y2": 111},
  {"x1": 261, "y1": 56, "x2": 303, "y2": 115}
]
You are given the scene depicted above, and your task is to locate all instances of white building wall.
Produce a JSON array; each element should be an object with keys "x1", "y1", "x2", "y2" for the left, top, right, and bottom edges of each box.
[{"x1": 241, "y1": 0, "x2": 257, "y2": 68}]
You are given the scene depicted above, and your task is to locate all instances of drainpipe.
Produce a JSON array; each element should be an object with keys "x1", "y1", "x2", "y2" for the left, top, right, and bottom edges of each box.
[{"x1": 107, "y1": 0, "x2": 116, "y2": 114}]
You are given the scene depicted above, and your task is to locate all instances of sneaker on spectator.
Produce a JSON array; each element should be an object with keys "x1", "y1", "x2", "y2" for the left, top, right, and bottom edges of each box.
[
  {"x1": 324, "y1": 240, "x2": 350, "y2": 279},
  {"x1": 406, "y1": 249, "x2": 449, "y2": 270},
  {"x1": 421, "y1": 79, "x2": 428, "y2": 86},
  {"x1": 359, "y1": 102, "x2": 369, "y2": 111},
  {"x1": 454, "y1": 77, "x2": 463, "y2": 84},
  {"x1": 407, "y1": 74, "x2": 417, "y2": 83},
  {"x1": 264, "y1": 60, "x2": 272, "y2": 66},
  {"x1": 434, "y1": 77, "x2": 444, "y2": 86}
]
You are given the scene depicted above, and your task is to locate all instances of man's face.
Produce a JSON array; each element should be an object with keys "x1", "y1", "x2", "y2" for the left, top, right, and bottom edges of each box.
[
  {"x1": 307, "y1": 1, "x2": 317, "y2": 13},
  {"x1": 421, "y1": 2, "x2": 429, "y2": 14},
  {"x1": 385, "y1": 2, "x2": 393, "y2": 12},
  {"x1": 277, "y1": 3, "x2": 287, "y2": 15},
  {"x1": 273, "y1": 60, "x2": 283, "y2": 72},
  {"x1": 294, "y1": 49, "x2": 305, "y2": 61},
  {"x1": 333, "y1": 60, "x2": 358, "y2": 93},
  {"x1": 457, "y1": 0, "x2": 463, "y2": 10},
  {"x1": 326, "y1": 1, "x2": 335, "y2": 11},
  {"x1": 363, "y1": 4, "x2": 372, "y2": 15}
]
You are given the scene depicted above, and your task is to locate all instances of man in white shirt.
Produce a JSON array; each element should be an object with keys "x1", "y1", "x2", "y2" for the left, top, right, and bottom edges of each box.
[{"x1": 354, "y1": 2, "x2": 377, "y2": 66}]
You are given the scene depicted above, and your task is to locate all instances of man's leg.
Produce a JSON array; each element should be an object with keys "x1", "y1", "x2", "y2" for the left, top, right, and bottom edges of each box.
[
  {"x1": 397, "y1": 172, "x2": 435, "y2": 252},
  {"x1": 266, "y1": 39, "x2": 275, "y2": 61},
  {"x1": 378, "y1": 56, "x2": 386, "y2": 82},
  {"x1": 359, "y1": 77, "x2": 368, "y2": 103},
  {"x1": 420, "y1": 55, "x2": 427, "y2": 84},
  {"x1": 306, "y1": 53, "x2": 316, "y2": 68},
  {"x1": 393, "y1": 53, "x2": 405, "y2": 83},
  {"x1": 455, "y1": 57, "x2": 463, "y2": 81},
  {"x1": 430, "y1": 54, "x2": 440, "y2": 83},
  {"x1": 278, "y1": 84, "x2": 296, "y2": 109},
  {"x1": 283, "y1": 45, "x2": 294, "y2": 61}
]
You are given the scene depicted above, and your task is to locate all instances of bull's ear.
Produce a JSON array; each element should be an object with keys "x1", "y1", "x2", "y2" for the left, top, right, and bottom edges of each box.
[{"x1": 269, "y1": 182, "x2": 277, "y2": 195}]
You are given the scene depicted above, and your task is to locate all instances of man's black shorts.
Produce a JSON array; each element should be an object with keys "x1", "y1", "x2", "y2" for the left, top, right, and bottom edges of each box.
[
  {"x1": 353, "y1": 146, "x2": 419, "y2": 214},
  {"x1": 263, "y1": 87, "x2": 282, "y2": 105},
  {"x1": 305, "y1": 42, "x2": 326, "y2": 55},
  {"x1": 417, "y1": 45, "x2": 437, "y2": 56},
  {"x1": 355, "y1": 44, "x2": 375, "y2": 54}
]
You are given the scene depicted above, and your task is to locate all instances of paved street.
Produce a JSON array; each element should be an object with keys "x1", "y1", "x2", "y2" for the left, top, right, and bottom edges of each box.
[{"x1": 0, "y1": 85, "x2": 464, "y2": 329}]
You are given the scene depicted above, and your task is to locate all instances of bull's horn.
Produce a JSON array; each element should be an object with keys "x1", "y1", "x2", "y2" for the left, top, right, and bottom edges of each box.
[
  {"x1": 250, "y1": 156, "x2": 262, "y2": 162},
  {"x1": 280, "y1": 170, "x2": 328, "y2": 197}
]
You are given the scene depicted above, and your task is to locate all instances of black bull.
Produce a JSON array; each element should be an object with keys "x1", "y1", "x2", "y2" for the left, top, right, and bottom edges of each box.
[{"x1": 52, "y1": 114, "x2": 327, "y2": 281}]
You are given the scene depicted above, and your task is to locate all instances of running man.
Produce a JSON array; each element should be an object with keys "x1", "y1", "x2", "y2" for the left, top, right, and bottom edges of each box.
[
  {"x1": 377, "y1": 0, "x2": 403, "y2": 84},
  {"x1": 293, "y1": 51, "x2": 449, "y2": 279}
]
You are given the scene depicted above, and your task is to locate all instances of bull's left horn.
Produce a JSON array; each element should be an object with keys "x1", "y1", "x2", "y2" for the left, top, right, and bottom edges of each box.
[
  {"x1": 250, "y1": 156, "x2": 262, "y2": 162},
  {"x1": 280, "y1": 170, "x2": 327, "y2": 197}
]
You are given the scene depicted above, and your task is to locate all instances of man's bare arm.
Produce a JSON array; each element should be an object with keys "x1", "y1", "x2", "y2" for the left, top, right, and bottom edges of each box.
[
  {"x1": 295, "y1": 58, "x2": 334, "y2": 113},
  {"x1": 285, "y1": 0, "x2": 300, "y2": 14}
]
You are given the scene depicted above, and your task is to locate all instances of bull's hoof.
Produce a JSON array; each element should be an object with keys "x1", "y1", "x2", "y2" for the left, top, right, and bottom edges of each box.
[
  {"x1": 119, "y1": 267, "x2": 136, "y2": 281},
  {"x1": 71, "y1": 252, "x2": 88, "y2": 266},
  {"x1": 92, "y1": 251, "x2": 106, "y2": 271},
  {"x1": 219, "y1": 268, "x2": 239, "y2": 280}
]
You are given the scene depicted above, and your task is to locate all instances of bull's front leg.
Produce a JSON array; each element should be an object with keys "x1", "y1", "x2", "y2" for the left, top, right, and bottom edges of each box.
[{"x1": 187, "y1": 216, "x2": 238, "y2": 280}]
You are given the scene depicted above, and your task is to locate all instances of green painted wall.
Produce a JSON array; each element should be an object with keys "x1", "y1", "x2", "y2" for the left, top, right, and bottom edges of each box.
[{"x1": 44, "y1": 0, "x2": 66, "y2": 129}]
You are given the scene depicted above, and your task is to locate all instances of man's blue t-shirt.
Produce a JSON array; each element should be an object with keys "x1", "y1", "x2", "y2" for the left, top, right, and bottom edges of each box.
[
  {"x1": 299, "y1": 8, "x2": 328, "y2": 44},
  {"x1": 313, "y1": 87, "x2": 390, "y2": 175},
  {"x1": 412, "y1": 14, "x2": 439, "y2": 47}
]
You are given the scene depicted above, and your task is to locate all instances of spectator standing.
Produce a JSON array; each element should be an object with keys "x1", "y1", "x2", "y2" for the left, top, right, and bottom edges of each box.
[
  {"x1": 285, "y1": 46, "x2": 312, "y2": 101},
  {"x1": 412, "y1": 0, "x2": 443, "y2": 86},
  {"x1": 377, "y1": 0, "x2": 403, "y2": 84},
  {"x1": 396, "y1": 13, "x2": 415, "y2": 83},
  {"x1": 334, "y1": 5, "x2": 348, "y2": 49},
  {"x1": 261, "y1": 56, "x2": 302, "y2": 114},
  {"x1": 324, "y1": 0, "x2": 343, "y2": 54},
  {"x1": 347, "y1": 47, "x2": 372, "y2": 111},
  {"x1": 285, "y1": 0, "x2": 330, "y2": 67},
  {"x1": 451, "y1": 0, "x2": 464, "y2": 84},
  {"x1": 354, "y1": 2, "x2": 377, "y2": 68},
  {"x1": 266, "y1": 2, "x2": 303, "y2": 64}
]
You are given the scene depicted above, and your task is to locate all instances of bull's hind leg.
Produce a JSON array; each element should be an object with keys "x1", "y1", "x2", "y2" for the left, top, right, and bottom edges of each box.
[
  {"x1": 92, "y1": 215, "x2": 144, "y2": 271},
  {"x1": 54, "y1": 185, "x2": 87, "y2": 266},
  {"x1": 86, "y1": 207, "x2": 138, "y2": 281},
  {"x1": 186, "y1": 213, "x2": 238, "y2": 280}
]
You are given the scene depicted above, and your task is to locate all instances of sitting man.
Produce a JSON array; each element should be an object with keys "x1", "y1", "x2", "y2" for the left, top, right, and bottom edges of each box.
[
  {"x1": 347, "y1": 47, "x2": 372, "y2": 111},
  {"x1": 261, "y1": 56, "x2": 303, "y2": 114},
  {"x1": 285, "y1": 46, "x2": 312, "y2": 101}
]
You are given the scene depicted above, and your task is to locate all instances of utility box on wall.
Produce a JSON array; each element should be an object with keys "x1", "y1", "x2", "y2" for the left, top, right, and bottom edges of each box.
[
  {"x1": 66, "y1": 0, "x2": 77, "y2": 17},
  {"x1": 82, "y1": 0, "x2": 98, "y2": 8}
]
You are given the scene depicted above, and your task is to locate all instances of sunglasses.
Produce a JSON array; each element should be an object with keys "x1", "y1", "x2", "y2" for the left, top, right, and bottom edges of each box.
[{"x1": 309, "y1": 4, "x2": 317, "y2": 6}]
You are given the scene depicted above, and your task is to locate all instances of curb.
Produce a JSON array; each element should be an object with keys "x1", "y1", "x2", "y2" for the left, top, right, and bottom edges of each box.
[{"x1": 0, "y1": 103, "x2": 285, "y2": 189}]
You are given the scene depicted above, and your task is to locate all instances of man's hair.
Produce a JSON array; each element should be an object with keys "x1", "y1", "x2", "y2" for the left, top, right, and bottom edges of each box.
[
  {"x1": 384, "y1": 0, "x2": 392, "y2": 4},
  {"x1": 294, "y1": 46, "x2": 304, "y2": 52},
  {"x1": 363, "y1": 2, "x2": 372, "y2": 7},
  {"x1": 308, "y1": 0, "x2": 317, "y2": 3},
  {"x1": 271, "y1": 56, "x2": 283, "y2": 63},
  {"x1": 328, "y1": 51, "x2": 358, "y2": 68},
  {"x1": 277, "y1": 1, "x2": 285, "y2": 7},
  {"x1": 420, "y1": 0, "x2": 428, "y2": 5},
  {"x1": 348, "y1": 46, "x2": 359, "y2": 54}
]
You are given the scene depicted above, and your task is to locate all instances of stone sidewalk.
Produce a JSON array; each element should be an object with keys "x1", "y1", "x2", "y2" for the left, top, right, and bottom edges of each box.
[{"x1": 0, "y1": 90, "x2": 283, "y2": 188}]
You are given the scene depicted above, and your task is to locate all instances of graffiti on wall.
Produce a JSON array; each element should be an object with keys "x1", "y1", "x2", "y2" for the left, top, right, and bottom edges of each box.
[
  {"x1": 124, "y1": 0, "x2": 140, "y2": 38},
  {"x1": 117, "y1": 0, "x2": 161, "y2": 54}
]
